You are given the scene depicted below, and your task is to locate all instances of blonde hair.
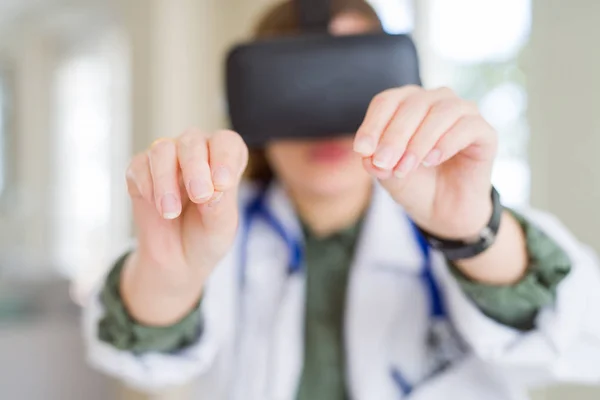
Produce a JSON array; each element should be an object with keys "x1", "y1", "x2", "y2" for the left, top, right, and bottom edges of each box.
[{"x1": 244, "y1": 0, "x2": 383, "y2": 182}]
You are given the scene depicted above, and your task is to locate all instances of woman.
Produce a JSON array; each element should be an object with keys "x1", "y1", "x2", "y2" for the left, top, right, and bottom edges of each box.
[{"x1": 84, "y1": 1, "x2": 600, "y2": 399}]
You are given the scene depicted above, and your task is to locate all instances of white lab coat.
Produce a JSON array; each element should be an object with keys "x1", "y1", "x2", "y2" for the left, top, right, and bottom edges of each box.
[{"x1": 83, "y1": 182, "x2": 600, "y2": 399}]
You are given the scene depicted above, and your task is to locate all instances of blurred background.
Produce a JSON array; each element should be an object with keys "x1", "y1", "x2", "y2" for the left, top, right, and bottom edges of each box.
[{"x1": 0, "y1": 0, "x2": 598, "y2": 399}]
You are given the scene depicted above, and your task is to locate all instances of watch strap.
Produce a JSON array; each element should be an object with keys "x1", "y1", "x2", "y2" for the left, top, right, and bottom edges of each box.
[{"x1": 416, "y1": 187, "x2": 503, "y2": 261}]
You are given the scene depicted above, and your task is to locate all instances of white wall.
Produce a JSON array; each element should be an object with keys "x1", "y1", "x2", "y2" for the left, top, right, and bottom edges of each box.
[
  {"x1": 526, "y1": 0, "x2": 600, "y2": 398},
  {"x1": 527, "y1": 0, "x2": 600, "y2": 253}
]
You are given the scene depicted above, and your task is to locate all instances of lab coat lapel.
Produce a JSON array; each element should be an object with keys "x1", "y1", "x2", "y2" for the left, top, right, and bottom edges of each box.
[
  {"x1": 352, "y1": 183, "x2": 423, "y2": 275},
  {"x1": 234, "y1": 218, "x2": 287, "y2": 400},
  {"x1": 265, "y1": 181, "x2": 424, "y2": 273},
  {"x1": 242, "y1": 182, "x2": 427, "y2": 400},
  {"x1": 345, "y1": 183, "x2": 426, "y2": 399},
  {"x1": 264, "y1": 183, "x2": 303, "y2": 239},
  {"x1": 263, "y1": 183, "x2": 306, "y2": 400},
  {"x1": 234, "y1": 183, "x2": 305, "y2": 400},
  {"x1": 268, "y1": 274, "x2": 306, "y2": 400}
]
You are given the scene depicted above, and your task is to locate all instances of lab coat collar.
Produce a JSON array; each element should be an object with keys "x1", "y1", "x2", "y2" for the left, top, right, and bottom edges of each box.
[
  {"x1": 247, "y1": 180, "x2": 428, "y2": 399},
  {"x1": 261, "y1": 180, "x2": 424, "y2": 275}
]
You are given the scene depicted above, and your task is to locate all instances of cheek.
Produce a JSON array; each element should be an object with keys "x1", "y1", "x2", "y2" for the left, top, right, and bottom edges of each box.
[{"x1": 266, "y1": 144, "x2": 308, "y2": 178}]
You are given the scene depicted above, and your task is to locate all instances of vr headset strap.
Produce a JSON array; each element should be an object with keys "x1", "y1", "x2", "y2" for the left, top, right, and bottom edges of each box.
[{"x1": 296, "y1": 0, "x2": 332, "y2": 32}]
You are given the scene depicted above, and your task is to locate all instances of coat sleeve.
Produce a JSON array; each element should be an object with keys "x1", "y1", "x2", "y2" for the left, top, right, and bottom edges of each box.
[
  {"x1": 448, "y1": 209, "x2": 571, "y2": 331},
  {"x1": 95, "y1": 252, "x2": 204, "y2": 355},
  {"x1": 81, "y1": 245, "x2": 240, "y2": 393},
  {"x1": 80, "y1": 184, "x2": 259, "y2": 393},
  {"x1": 435, "y1": 208, "x2": 600, "y2": 387}
]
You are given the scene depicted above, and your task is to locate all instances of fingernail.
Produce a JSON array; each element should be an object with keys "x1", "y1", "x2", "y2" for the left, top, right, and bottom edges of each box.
[
  {"x1": 373, "y1": 146, "x2": 396, "y2": 170},
  {"x1": 423, "y1": 149, "x2": 442, "y2": 167},
  {"x1": 189, "y1": 179, "x2": 213, "y2": 201},
  {"x1": 161, "y1": 193, "x2": 180, "y2": 219},
  {"x1": 354, "y1": 136, "x2": 375, "y2": 155},
  {"x1": 212, "y1": 166, "x2": 231, "y2": 187},
  {"x1": 394, "y1": 153, "x2": 417, "y2": 178}
]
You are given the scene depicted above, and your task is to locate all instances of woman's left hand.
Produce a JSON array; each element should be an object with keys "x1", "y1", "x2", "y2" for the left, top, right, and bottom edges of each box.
[{"x1": 354, "y1": 86, "x2": 498, "y2": 239}]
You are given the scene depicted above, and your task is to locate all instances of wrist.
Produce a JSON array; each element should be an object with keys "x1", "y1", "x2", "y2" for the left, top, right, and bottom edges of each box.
[
  {"x1": 132, "y1": 250, "x2": 209, "y2": 295},
  {"x1": 416, "y1": 186, "x2": 502, "y2": 261},
  {"x1": 120, "y1": 252, "x2": 206, "y2": 326},
  {"x1": 453, "y1": 211, "x2": 528, "y2": 285},
  {"x1": 453, "y1": 198, "x2": 493, "y2": 243},
  {"x1": 431, "y1": 187, "x2": 495, "y2": 240}
]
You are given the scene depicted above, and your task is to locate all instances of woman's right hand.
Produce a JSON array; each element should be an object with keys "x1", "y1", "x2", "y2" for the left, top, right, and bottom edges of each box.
[{"x1": 121, "y1": 129, "x2": 249, "y2": 326}]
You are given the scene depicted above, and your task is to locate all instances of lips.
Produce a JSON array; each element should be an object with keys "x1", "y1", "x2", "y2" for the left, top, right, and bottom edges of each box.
[{"x1": 308, "y1": 140, "x2": 353, "y2": 163}]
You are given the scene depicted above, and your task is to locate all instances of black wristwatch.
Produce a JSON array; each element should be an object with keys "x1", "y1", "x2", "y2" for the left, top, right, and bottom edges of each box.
[{"x1": 416, "y1": 187, "x2": 503, "y2": 261}]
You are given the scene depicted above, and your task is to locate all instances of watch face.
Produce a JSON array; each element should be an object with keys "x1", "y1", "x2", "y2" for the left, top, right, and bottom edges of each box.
[
  {"x1": 480, "y1": 226, "x2": 495, "y2": 246},
  {"x1": 428, "y1": 238, "x2": 444, "y2": 248}
]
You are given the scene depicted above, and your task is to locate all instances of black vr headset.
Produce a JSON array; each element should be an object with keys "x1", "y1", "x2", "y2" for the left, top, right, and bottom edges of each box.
[{"x1": 225, "y1": 0, "x2": 421, "y2": 148}]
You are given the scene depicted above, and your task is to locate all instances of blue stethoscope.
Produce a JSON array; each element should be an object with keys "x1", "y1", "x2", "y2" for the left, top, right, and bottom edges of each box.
[{"x1": 238, "y1": 190, "x2": 448, "y2": 397}]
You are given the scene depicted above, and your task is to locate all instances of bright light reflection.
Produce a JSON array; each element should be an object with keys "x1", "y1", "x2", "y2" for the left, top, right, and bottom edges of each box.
[{"x1": 431, "y1": 0, "x2": 532, "y2": 63}]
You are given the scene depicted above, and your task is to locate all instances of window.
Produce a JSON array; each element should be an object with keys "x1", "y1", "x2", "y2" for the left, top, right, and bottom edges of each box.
[
  {"x1": 368, "y1": 0, "x2": 415, "y2": 33},
  {"x1": 53, "y1": 53, "x2": 113, "y2": 278},
  {"x1": 371, "y1": 0, "x2": 532, "y2": 207},
  {"x1": 424, "y1": 0, "x2": 533, "y2": 207},
  {"x1": 51, "y1": 27, "x2": 130, "y2": 290}
]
